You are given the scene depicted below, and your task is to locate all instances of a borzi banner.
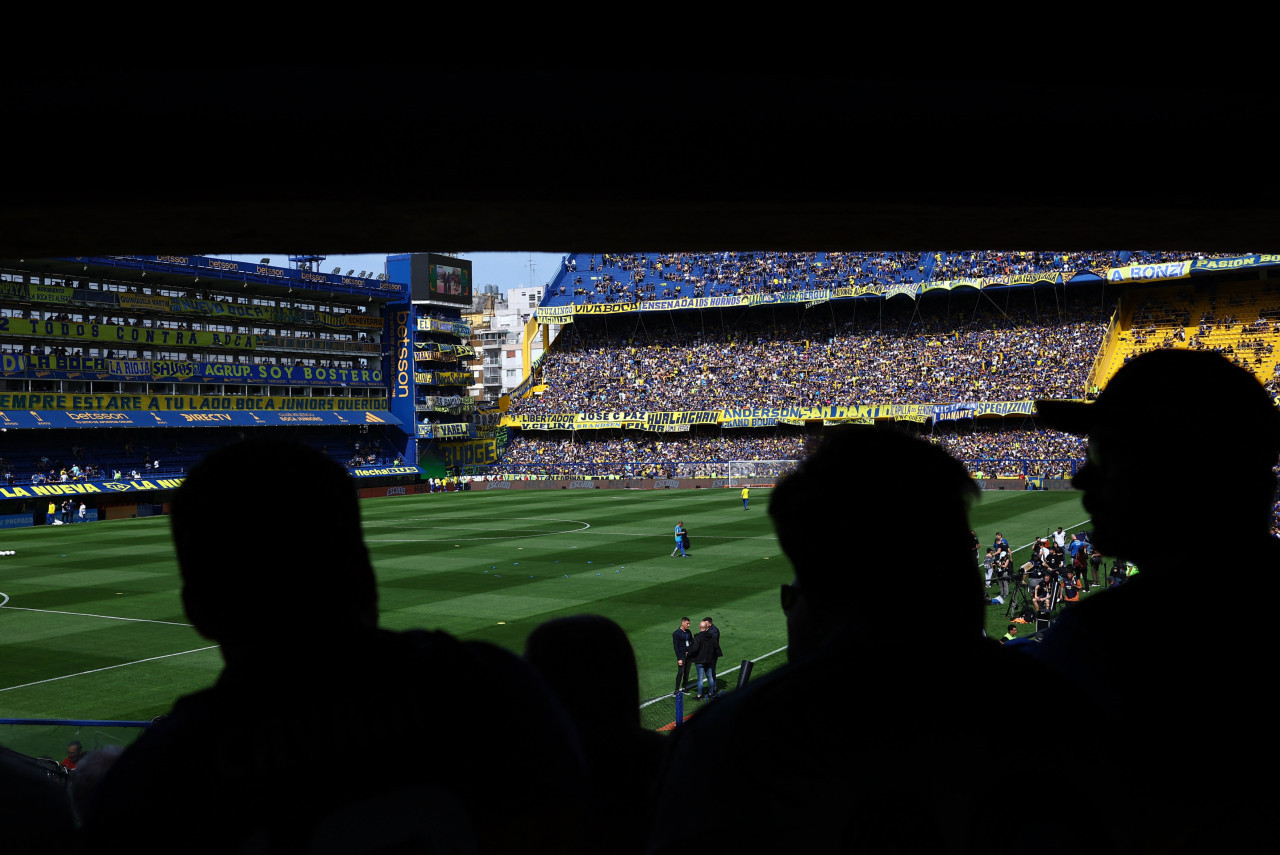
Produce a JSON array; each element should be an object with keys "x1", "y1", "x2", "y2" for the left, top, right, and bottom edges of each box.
[
  {"x1": 0, "y1": 355, "x2": 383, "y2": 387},
  {"x1": 534, "y1": 255, "x2": 1280, "y2": 320},
  {"x1": 504, "y1": 401, "x2": 1041, "y2": 430}
]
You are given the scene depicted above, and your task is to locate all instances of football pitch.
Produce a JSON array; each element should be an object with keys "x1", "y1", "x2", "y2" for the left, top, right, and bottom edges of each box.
[{"x1": 0, "y1": 486, "x2": 1087, "y2": 738}]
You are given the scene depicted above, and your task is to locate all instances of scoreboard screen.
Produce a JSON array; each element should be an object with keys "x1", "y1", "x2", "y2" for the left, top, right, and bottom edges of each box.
[{"x1": 410, "y1": 253, "x2": 472, "y2": 306}]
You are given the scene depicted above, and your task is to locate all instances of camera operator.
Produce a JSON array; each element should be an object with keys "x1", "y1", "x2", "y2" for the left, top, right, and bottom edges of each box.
[
  {"x1": 1023, "y1": 551, "x2": 1046, "y2": 598},
  {"x1": 995, "y1": 547, "x2": 1014, "y2": 599}
]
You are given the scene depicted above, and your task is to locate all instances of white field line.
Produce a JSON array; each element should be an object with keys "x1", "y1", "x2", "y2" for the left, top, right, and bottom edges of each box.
[
  {"x1": 0, "y1": 604, "x2": 193, "y2": 627},
  {"x1": 639, "y1": 645, "x2": 789, "y2": 710},
  {"x1": 1009, "y1": 518, "x2": 1093, "y2": 556},
  {"x1": 0, "y1": 645, "x2": 220, "y2": 693},
  {"x1": 576, "y1": 532, "x2": 775, "y2": 539}
]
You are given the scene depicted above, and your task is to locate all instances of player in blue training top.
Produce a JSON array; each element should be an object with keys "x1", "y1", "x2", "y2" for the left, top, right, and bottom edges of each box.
[{"x1": 671, "y1": 521, "x2": 688, "y2": 558}]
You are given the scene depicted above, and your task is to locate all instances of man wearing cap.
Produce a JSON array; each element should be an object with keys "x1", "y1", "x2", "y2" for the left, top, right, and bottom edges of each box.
[{"x1": 1030, "y1": 348, "x2": 1280, "y2": 851}]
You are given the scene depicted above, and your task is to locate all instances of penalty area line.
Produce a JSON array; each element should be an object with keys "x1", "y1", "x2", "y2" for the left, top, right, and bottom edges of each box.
[
  {"x1": 0, "y1": 645, "x2": 221, "y2": 693},
  {"x1": 0, "y1": 604, "x2": 194, "y2": 627}
]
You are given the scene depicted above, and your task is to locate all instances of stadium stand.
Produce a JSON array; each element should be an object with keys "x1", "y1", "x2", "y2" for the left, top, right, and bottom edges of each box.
[
  {"x1": 461, "y1": 251, "x2": 1280, "y2": 483},
  {"x1": 0, "y1": 254, "x2": 472, "y2": 526}
]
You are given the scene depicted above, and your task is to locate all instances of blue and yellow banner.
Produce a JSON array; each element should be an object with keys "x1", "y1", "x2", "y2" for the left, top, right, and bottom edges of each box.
[
  {"x1": 0, "y1": 393, "x2": 390, "y2": 412},
  {"x1": 0, "y1": 354, "x2": 383, "y2": 386},
  {"x1": 417, "y1": 422, "x2": 476, "y2": 439},
  {"x1": 0, "y1": 317, "x2": 256, "y2": 351},
  {"x1": 1105, "y1": 260, "x2": 1192, "y2": 283},
  {"x1": 438, "y1": 439, "x2": 500, "y2": 467},
  {"x1": 0, "y1": 477, "x2": 186, "y2": 500},
  {"x1": 535, "y1": 255, "x2": 1280, "y2": 321},
  {"x1": 414, "y1": 370, "x2": 472, "y2": 386},
  {"x1": 503, "y1": 400, "x2": 1043, "y2": 430},
  {"x1": 417, "y1": 318, "x2": 472, "y2": 336},
  {"x1": 0, "y1": 282, "x2": 73, "y2": 303}
]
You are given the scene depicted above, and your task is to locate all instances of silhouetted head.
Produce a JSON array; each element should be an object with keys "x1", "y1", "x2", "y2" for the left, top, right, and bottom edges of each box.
[
  {"x1": 524, "y1": 614, "x2": 640, "y2": 732},
  {"x1": 769, "y1": 427, "x2": 980, "y2": 659},
  {"x1": 1038, "y1": 350, "x2": 1280, "y2": 562},
  {"x1": 172, "y1": 440, "x2": 377, "y2": 645}
]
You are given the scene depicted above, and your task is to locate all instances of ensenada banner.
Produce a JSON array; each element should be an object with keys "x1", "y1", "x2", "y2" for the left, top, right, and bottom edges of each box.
[
  {"x1": 0, "y1": 354, "x2": 383, "y2": 386},
  {"x1": 504, "y1": 400, "x2": 1045, "y2": 430},
  {"x1": 0, "y1": 317, "x2": 256, "y2": 351},
  {"x1": 0, "y1": 392, "x2": 391, "y2": 412}
]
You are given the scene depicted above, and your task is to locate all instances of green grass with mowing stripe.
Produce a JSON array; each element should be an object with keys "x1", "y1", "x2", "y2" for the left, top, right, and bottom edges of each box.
[{"x1": 0, "y1": 486, "x2": 1089, "y2": 740}]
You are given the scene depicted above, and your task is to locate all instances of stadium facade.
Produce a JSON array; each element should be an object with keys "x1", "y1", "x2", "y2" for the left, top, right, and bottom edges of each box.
[{"x1": 0, "y1": 253, "x2": 480, "y2": 526}]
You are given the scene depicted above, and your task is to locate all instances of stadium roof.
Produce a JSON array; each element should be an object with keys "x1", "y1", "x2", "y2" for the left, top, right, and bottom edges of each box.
[{"x1": 4, "y1": 71, "x2": 1277, "y2": 257}]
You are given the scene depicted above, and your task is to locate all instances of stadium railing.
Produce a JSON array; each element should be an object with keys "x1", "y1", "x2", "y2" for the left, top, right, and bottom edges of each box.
[{"x1": 0, "y1": 719, "x2": 151, "y2": 763}]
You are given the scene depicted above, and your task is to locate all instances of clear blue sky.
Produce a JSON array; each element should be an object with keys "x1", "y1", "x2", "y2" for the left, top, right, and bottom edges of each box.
[{"x1": 212, "y1": 251, "x2": 566, "y2": 293}]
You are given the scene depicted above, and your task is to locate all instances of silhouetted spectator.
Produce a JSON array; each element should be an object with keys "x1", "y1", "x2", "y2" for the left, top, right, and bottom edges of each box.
[
  {"x1": 525, "y1": 615, "x2": 665, "y2": 855},
  {"x1": 1032, "y1": 349, "x2": 1280, "y2": 851},
  {"x1": 0, "y1": 746, "x2": 76, "y2": 850},
  {"x1": 648, "y1": 427, "x2": 1071, "y2": 853},
  {"x1": 85, "y1": 439, "x2": 587, "y2": 854}
]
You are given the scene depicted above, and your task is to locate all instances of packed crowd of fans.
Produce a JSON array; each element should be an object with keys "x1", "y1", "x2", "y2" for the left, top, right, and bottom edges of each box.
[
  {"x1": 926, "y1": 421, "x2": 1086, "y2": 476},
  {"x1": 479, "y1": 420, "x2": 1088, "y2": 479},
  {"x1": 512, "y1": 289, "x2": 1109, "y2": 417},
  {"x1": 548, "y1": 250, "x2": 1244, "y2": 306},
  {"x1": 487, "y1": 431, "x2": 810, "y2": 478}
]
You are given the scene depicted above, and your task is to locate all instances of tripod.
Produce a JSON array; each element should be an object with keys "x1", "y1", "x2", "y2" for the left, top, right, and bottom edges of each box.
[{"x1": 1004, "y1": 577, "x2": 1033, "y2": 619}]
